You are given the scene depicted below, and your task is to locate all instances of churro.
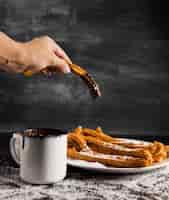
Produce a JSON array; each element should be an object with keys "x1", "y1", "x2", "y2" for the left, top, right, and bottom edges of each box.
[
  {"x1": 67, "y1": 126, "x2": 169, "y2": 168},
  {"x1": 68, "y1": 132, "x2": 87, "y2": 151},
  {"x1": 82, "y1": 128, "x2": 152, "y2": 149},
  {"x1": 68, "y1": 147, "x2": 151, "y2": 168},
  {"x1": 151, "y1": 141, "x2": 167, "y2": 162},
  {"x1": 84, "y1": 136, "x2": 152, "y2": 161}
]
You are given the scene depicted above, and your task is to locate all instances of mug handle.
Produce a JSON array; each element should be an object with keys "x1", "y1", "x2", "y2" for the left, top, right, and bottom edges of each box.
[{"x1": 9, "y1": 136, "x2": 20, "y2": 165}]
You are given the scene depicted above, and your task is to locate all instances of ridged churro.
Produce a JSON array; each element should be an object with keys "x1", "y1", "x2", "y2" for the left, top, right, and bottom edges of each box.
[
  {"x1": 68, "y1": 147, "x2": 151, "y2": 168},
  {"x1": 151, "y1": 141, "x2": 167, "y2": 162},
  {"x1": 84, "y1": 136, "x2": 152, "y2": 161},
  {"x1": 67, "y1": 126, "x2": 169, "y2": 168},
  {"x1": 82, "y1": 128, "x2": 152, "y2": 149},
  {"x1": 68, "y1": 132, "x2": 87, "y2": 151}
]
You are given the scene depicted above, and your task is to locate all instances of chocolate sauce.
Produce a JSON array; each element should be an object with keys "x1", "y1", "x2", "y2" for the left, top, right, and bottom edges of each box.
[
  {"x1": 70, "y1": 63, "x2": 101, "y2": 98},
  {"x1": 18, "y1": 128, "x2": 67, "y2": 138}
]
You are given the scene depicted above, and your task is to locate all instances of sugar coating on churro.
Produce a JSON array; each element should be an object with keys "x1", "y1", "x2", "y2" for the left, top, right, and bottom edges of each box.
[{"x1": 67, "y1": 126, "x2": 169, "y2": 168}]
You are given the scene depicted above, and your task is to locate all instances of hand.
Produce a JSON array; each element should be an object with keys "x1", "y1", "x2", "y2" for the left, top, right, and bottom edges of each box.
[
  {"x1": 0, "y1": 33, "x2": 71, "y2": 74},
  {"x1": 21, "y1": 36, "x2": 71, "y2": 74}
]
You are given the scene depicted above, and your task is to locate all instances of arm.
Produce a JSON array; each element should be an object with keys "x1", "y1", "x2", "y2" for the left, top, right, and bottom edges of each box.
[
  {"x1": 0, "y1": 32, "x2": 71, "y2": 74},
  {"x1": 0, "y1": 32, "x2": 24, "y2": 72}
]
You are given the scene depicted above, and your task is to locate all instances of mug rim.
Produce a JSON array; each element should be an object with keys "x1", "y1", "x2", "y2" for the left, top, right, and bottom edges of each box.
[{"x1": 15, "y1": 128, "x2": 68, "y2": 137}]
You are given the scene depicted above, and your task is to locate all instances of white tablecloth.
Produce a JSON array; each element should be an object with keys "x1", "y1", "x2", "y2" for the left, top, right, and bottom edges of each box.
[{"x1": 0, "y1": 164, "x2": 169, "y2": 200}]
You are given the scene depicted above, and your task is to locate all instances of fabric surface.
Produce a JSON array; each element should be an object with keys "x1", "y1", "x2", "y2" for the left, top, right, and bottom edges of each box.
[{"x1": 0, "y1": 162, "x2": 169, "y2": 200}]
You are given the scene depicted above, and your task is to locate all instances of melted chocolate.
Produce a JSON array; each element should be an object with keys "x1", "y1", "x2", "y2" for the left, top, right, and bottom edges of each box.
[
  {"x1": 70, "y1": 63, "x2": 101, "y2": 98},
  {"x1": 18, "y1": 128, "x2": 67, "y2": 137}
]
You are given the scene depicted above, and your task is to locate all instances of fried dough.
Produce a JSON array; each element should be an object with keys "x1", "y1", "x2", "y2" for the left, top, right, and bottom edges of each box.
[
  {"x1": 152, "y1": 141, "x2": 167, "y2": 162},
  {"x1": 68, "y1": 132, "x2": 87, "y2": 151},
  {"x1": 84, "y1": 136, "x2": 153, "y2": 162},
  {"x1": 82, "y1": 128, "x2": 152, "y2": 149},
  {"x1": 67, "y1": 126, "x2": 169, "y2": 168},
  {"x1": 68, "y1": 147, "x2": 151, "y2": 168}
]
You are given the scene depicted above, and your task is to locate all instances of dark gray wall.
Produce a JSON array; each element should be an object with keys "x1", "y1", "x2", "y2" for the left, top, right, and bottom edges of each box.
[{"x1": 0, "y1": 0, "x2": 169, "y2": 134}]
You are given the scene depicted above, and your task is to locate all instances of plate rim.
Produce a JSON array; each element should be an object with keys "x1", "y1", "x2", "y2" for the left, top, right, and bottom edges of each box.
[{"x1": 67, "y1": 158, "x2": 169, "y2": 173}]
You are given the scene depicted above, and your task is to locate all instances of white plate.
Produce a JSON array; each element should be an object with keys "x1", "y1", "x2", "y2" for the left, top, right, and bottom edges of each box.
[
  {"x1": 67, "y1": 158, "x2": 169, "y2": 174},
  {"x1": 67, "y1": 138, "x2": 169, "y2": 173}
]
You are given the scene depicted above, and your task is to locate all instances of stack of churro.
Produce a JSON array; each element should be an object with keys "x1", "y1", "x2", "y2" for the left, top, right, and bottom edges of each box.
[{"x1": 67, "y1": 126, "x2": 169, "y2": 168}]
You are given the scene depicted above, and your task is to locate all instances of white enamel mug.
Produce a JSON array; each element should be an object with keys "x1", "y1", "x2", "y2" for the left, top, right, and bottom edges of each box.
[{"x1": 10, "y1": 129, "x2": 67, "y2": 184}]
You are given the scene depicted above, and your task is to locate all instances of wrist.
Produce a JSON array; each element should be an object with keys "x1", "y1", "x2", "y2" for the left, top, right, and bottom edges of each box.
[
  {"x1": 0, "y1": 32, "x2": 22, "y2": 62},
  {"x1": 0, "y1": 33, "x2": 27, "y2": 72}
]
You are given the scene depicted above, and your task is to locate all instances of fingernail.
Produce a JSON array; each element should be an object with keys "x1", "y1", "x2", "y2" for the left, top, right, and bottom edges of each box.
[{"x1": 64, "y1": 64, "x2": 71, "y2": 74}]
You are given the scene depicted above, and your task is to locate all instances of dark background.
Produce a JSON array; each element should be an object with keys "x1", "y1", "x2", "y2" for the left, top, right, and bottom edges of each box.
[{"x1": 0, "y1": 0, "x2": 169, "y2": 138}]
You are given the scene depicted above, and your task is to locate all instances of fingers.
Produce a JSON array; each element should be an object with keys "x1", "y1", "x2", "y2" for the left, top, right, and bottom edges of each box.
[
  {"x1": 54, "y1": 44, "x2": 72, "y2": 65},
  {"x1": 50, "y1": 55, "x2": 71, "y2": 74},
  {"x1": 6, "y1": 62, "x2": 24, "y2": 73},
  {"x1": 23, "y1": 65, "x2": 41, "y2": 76},
  {"x1": 24, "y1": 56, "x2": 71, "y2": 76},
  {"x1": 23, "y1": 36, "x2": 72, "y2": 75},
  {"x1": 38, "y1": 36, "x2": 72, "y2": 64}
]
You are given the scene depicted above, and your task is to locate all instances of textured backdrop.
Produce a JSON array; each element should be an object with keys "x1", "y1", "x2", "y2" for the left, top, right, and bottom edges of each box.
[{"x1": 0, "y1": 0, "x2": 169, "y2": 135}]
